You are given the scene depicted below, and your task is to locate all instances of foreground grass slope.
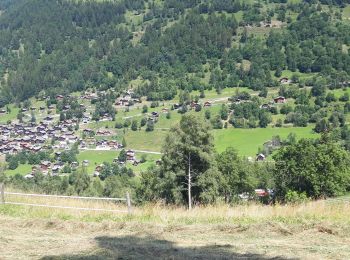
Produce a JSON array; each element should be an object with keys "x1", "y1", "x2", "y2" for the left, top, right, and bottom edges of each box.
[
  {"x1": 0, "y1": 193, "x2": 350, "y2": 259},
  {"x1": 1, "y1": 214, "x2": 349, "y2": 260}
]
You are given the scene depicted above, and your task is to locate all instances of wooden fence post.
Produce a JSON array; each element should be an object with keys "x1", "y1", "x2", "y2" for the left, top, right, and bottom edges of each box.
[
  {"x1": 126, "y1": 192, "x2": 132, "y2": 214},
  {"x1": 0, "y1": 183, "x2": 4, "y2": 204}
]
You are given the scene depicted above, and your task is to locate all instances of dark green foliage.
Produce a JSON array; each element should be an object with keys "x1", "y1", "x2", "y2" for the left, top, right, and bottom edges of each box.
[
  {"x1": 140, "y1": 117, "x2": 147, "y2": 127},
  {"x1": 115, "y1": 122, "x2": 123, "y2": 129},
  {"x1": 220, "y1": 104, "x2": 229, "y2": 120},
  {"x1": 131, "y1": 119, "x2": 138, "y2": 131},
  {"x1": 60, "y1": 150, "x2": 77, "y2": 164},
  {"x1": 142, "y1": 115, "x2": 220, "y2": 204},
  {"x1": 0, "y1": 0, "x2": 348, "y2": 105},
  {"x1": 258, "y1": 88, "x2": 268, "y2": 98},
  {"x1": 340, "y1": 92, "x2": 349, "y2": 102},
  {"x1": 259, "y1": 111, "x2": 272, "y2": 128},
  {"x1": 123, "y1": 119, "x2": 131, "y2": 128},
  {"x1": 211, "y1": 115, "x2": 223, "y2": 129},
  {"x1": 314, "y1": 118, "x2": 330, "y2": 133},
  {"x1": 146, "y1": 120, "x2": 154, "y2": 132},
  {"x1": 118, "y1": 149, "x2": 127, "y2": 163},
  {"x1": 273, "y1": 138, "x2": 350, "y2": 200},
  {"x1": 194, "y1": 104, "x2": 202, "y2": 112},
  {"x1": 216, "y1": 148, "x2": 255, "y2": 202},
  {"x1": 205, "y1": 110, "x2": 211, "y2": 120},
  {"x1": 142, "y1": 105, "x2": 148, "y2": 113}
]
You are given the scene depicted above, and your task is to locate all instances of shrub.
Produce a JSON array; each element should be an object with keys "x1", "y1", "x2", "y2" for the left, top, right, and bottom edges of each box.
[{"x1": 285, "y1": 190, "x2": 308, "y2": 204}]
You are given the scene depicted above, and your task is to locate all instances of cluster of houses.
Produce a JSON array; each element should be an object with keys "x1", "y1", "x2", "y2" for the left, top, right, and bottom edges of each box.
[
  {"x1": 0, "y1": 119, "x2": 86, "y2": 178},
  {"x1": 80, "y1": 92, "x2": 98, "y2": 101},
  {"x1": 93, "y1": 150, "x2": 138, "y2": 176},
  {"x1": 260, "y1": 96, "x2": 286, "y2": 110},
  {"x1": 95, "y1": 139, "x2": 122, "y2": 150},
  {"x1": 171, "y1": 101, "x2": 212, "y2": 110},
  {"x1": 147, "y1": 111, "x2": 160, "y2": 122},
  {"x1": 0, "y1": 120, "x2": 81, "y2": 155},
  {"x1": 115, "y1": 90, "x2": 141, "y2": 107},
  {"x1": 24, "y1": 158, "x2": 84, "y2": 179}
]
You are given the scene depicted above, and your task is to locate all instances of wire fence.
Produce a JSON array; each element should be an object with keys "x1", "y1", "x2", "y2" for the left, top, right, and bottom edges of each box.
[{"x1": 0, "y1": 183, "x2": 132, "y2": 214}]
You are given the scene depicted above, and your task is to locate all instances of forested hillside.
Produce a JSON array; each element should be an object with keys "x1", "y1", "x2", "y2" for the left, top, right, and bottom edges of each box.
[{"x1": 0, "y1": 0, "x2": 349, "y2": 106}]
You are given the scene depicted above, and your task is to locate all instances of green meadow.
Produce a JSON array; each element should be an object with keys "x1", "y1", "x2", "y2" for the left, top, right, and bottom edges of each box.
[
  {"x1": 4, "y1": 164, "x2": 33, "y2": 176},
  {"x1": 77, "y1": 150, "x2": 118, "y2": 173},
  {"x1": 0, "y1": 104, "x2": 19, "y2": 123},
  {"x1": 213, "y1": 125, "x2": 318, "y2": 156},
  {"x1": 123, "y1": 129, "x2": 168, "y2": 152}
]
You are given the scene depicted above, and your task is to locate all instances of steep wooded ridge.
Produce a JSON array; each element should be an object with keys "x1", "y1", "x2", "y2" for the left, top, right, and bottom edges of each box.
[{"x1": 0, "y1": 0, "x2": 349, "y2": 105}]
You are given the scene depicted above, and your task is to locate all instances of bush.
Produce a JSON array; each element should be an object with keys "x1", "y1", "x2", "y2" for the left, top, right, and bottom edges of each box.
[
  {"x1": 123, "y1": 119, "x2": 131, "y2": 128},
  {"x1": 205, "y1": 110, "x2": 211, "y2": 120},
  {"x1": 8, "y1": 158, "x2": 19, "y2": 170},
  {"x1": 339, "y1": 93, "x2": 349, "y2": 102},
  {"x1": 142, "y1": 105, "x2": 148, "y2": 113},
  {"x1": 131, "y1": 120, "x2": 138, "y2": 131},
  {"x1": 285, "y1": 190, "x2": 308, "y2": 204},
  {"x1": 115, "y1": 122, "x2": 123, "y2": 129},
  {"x1": 140, "y1": 154, "x2": 147, "y2": 163},
  {"x1": 275, "y1": 118, "x2": 283, "y2": 127},
  {"x1": 140, "y1": 118, "x2": 147, "y2": 127},
  {"x1": 146, "y1": 120, "x2": 154, "y2": 132},
  {"x1": 150, "y1": 101, "x2": 159, "y2": 108}
]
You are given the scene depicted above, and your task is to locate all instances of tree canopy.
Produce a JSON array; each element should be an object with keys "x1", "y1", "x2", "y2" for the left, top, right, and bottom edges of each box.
[{"x1": 273, "y1": 136, "x2": 350, "y2": 199}]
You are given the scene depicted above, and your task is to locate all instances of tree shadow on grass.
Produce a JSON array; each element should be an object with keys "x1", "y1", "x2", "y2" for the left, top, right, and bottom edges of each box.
[{"x1": 42, "y1": 235, "x2": 298, "y2": 260}]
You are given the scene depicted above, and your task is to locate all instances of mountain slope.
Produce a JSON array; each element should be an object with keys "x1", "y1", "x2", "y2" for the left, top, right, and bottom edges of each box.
[{"x1": 0, "y1": 0, "x2": 349, "y2": 105}]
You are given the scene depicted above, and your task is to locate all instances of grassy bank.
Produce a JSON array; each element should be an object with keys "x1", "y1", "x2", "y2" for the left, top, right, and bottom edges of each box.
[
  {"x1": 0, "y1": 195, "x2": 350, "y2": 259},
  {"x1": 1, "y1": 191, "x2": 349, "y2": 225}
]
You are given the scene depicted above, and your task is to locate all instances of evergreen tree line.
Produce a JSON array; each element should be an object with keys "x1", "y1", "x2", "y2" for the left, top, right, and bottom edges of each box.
[{"x1": 0, "y1": 1, "x2": 349, "y2": 105}]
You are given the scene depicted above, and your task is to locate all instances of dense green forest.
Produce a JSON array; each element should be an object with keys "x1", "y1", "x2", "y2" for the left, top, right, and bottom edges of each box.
[{"x1": 0, "y1": 0, "x2": 349, "y2": 106}]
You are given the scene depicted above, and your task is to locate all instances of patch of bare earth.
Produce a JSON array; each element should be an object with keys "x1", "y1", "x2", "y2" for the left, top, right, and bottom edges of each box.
[{"x1": 0, "y1": 216, "x2": 350, "y2": 260}]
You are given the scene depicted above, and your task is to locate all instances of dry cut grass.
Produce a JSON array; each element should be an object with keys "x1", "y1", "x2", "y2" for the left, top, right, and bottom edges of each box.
[{"x1": 1, "y1": 192, "x2": 350, "y2": 259}]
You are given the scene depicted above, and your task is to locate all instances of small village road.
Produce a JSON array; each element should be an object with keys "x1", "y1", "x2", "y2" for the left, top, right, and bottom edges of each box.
[{"x1": 80, "y1": 148, "x2": 162, "y2": 155}]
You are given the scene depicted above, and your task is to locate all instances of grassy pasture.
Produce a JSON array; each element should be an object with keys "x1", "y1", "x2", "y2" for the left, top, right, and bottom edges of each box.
[
  {"x1": 331, "y1": 87, "x2": 350, "y2": 98},
  {"x1": 123, "y1": 129, "x2": 168, "y2": 152},
  {"x1": 77, "y1": 150, "x2": 118, "y2": 173},
  {"x1": 4, "y1": 163, "x2": 33, "y2": 176},
  {"x1": 0, "y1": 104, "x2": 19, "y2": 123},
  {"x1": 213, "y1": 125, "x2": 317, "y2": 155}
]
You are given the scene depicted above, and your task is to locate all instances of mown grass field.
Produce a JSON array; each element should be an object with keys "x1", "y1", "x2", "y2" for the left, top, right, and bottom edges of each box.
[
  {"x1": 213, "y1": 126, "x2": 318, "y2": 155},
  {"x1": 77, "y1": 150, "x2": 118, "y2": 173},
  {"x1": 123, "y1": 129, "x2": 168, "y2": 152},
  {"x1": 4, "y1": 163, "x2": 33, "y2": 176},
  {"x1": 0, "y1": 193, "x2": 349, "y2": 259},
  {"x1": 121, "y1": 125, "x2": 318, "y2": 156}
]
